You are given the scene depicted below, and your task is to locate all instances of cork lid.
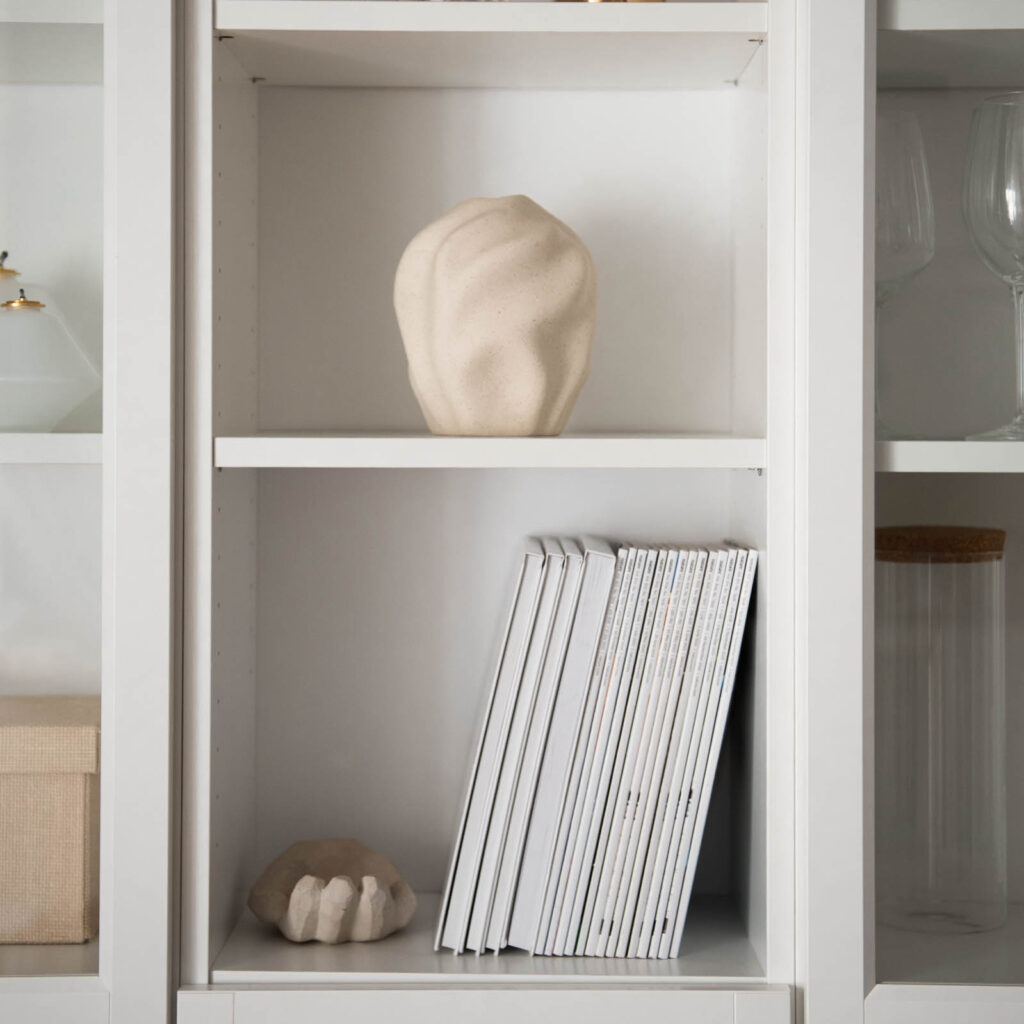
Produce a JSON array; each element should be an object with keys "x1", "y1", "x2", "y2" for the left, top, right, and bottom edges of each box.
[
  {"x1": 0, "y1": 697, "x2": 100, "y2": 775},
  {"x1": 876, "y1": 525, "x2": 1006, "y2": 564}
]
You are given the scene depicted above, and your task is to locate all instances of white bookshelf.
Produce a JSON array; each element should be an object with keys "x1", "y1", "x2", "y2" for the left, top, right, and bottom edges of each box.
[
  {"x1": 214, "y1": 434, "x2": 767, "y2": 470},
  {"x1": 870, "y1": 3, "x2": 1024, "y2": 1020},
  {"x1": 179, "y1": 0, "x2": 794, "y2": 1017},
  {"x1": 215, "y1": 0, "x2": 767, "y2": 89}
]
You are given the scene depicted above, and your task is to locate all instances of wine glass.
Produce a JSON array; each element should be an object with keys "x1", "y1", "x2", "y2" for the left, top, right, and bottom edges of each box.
[
  {"x1": 875, "y1": 110, "x2": 936, "y2": 437},
  {"x1": 963, "y1": 92, "x2": 1024, "y2": 441}
]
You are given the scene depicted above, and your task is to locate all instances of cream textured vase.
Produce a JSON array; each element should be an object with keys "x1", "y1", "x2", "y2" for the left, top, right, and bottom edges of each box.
[
  {"x1": 394, "y1": 195, "x2": 597, "y2": 436},
  {"x1": 248, "y1": 839, "x2": 417, "y2": 944}
]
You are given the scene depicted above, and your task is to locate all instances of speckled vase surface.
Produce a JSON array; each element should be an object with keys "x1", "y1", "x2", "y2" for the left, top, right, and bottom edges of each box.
[{"x1": 394, "y1": 195, "x2": 597, "y2": 436}]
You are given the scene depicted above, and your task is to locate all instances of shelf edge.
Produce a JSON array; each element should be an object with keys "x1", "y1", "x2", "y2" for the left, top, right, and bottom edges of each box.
[
  {"x1": 216, "y1": 0, "x2": 769, "y2": 35},
  {"x1": 214, "y1": 436, "x2": 768, "y2": 470}
]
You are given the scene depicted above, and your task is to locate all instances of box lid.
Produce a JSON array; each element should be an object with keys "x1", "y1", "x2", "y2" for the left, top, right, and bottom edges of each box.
[{"x1": 0, "y1": 697, "x2": 100, "y2": 775}]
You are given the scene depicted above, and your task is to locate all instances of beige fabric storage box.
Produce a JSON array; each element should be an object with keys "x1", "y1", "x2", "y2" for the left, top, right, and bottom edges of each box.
[{"x1": 0, "y1": 696, "x2": 100, "y2": 944}]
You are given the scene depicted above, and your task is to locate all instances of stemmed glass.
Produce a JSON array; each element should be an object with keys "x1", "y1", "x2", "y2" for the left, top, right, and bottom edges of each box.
[
  {"x1": 963, "y1": 93, "x2": 1024, "y2": 441},
  {"x1": 875, "y1": 110, "x2": 936, "y2": 438}
]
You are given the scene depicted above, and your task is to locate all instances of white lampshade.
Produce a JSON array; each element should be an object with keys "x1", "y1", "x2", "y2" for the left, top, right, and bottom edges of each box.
[{"x1": 0, "y1": 284, "x2": 101, "y2": 432}]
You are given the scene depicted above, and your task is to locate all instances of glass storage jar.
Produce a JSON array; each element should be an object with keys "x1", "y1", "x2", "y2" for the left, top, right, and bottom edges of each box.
[{"x1": 876, "y1": 525, "x2": 1007, "y2": 933}]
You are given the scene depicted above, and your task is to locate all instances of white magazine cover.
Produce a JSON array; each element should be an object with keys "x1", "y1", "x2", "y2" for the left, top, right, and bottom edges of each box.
[
  {"x1": 656, "y1": 546, "x2": 748, "y2": 957},
  {"x1": 645, "y1": 546, "x2": 739, "y2": 957},
  {"x1": 620, "y1": 549, "x2": 707, "y2": 956},
  {"x1": 608, "y1": 549, "x2": 704, "y2": 957},
  {"x1": 546, "y1": 546, "x2": 644, "y2": 955},
  {"x1": 534, "y1": 545, "x2": 631, "y2": 955},
  {"x1": 581, "y1": 548, "x2": 673, "y2": 955},
  {"x1": 487, "y1": 539, "x2": 584, "y2": 952},
  {"x1": 437, "y1": 539, "x2": 545, "y2": 953},
  {"x1": 663, "y1": 549, "x2": 758, "y2": 958},
  {"x1": 561, "y1": 547, "x2": 658, "y2": 956},
  {"x1": 466, "y1": 539, "x2": 566, "y2": 953},
  {"x1": 629, "y1": 548, "x2": 728, "y2": 957},
  {"x1": 506, "y1": 538, "x2": 617, "y2": 953},
  {"x1": 593, "y1": 547, "x2": 691, "y2": 957}
]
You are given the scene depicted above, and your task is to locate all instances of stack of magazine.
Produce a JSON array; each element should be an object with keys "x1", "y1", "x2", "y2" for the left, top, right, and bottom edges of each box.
[{"x1": 436, "y1": 537, "x2": 757, "y2": 959}]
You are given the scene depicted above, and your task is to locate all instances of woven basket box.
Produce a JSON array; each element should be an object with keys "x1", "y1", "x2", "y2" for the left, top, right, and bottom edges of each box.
[{"x1": 0, "y1": 696, "x2": 100, "y2": 944}]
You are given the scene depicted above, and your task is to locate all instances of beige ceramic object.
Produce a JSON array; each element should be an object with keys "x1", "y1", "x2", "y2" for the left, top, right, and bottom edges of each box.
[
  {"x1": 394, "y1": 195, "x2": 597, "y2": 436},
  {"x1": 248, "y1": 839, "x2": 417, "y2": 944}
]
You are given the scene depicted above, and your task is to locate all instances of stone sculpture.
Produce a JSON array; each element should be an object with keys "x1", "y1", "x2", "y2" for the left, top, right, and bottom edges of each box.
[
  {"x1": 394, "y1": 195, "x2": 597, "y2": 436},
  {"x1": 248, "y1": 839, "x2": 417, "y2": 944}
]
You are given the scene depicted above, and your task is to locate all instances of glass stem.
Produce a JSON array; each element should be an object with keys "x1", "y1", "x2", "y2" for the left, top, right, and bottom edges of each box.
[
  {"x1": 875, "y1": 302, "x2": 884, "y2": 433},
  {"x1": 1015, "y1": 285, "x2": 1024, "y2": 424}
]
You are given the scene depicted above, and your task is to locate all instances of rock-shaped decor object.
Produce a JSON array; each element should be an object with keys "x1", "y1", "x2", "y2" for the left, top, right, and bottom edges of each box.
[
  {"x1": 394, "y1": 195, "x2": 597, "y2": 436},
  {"x1": 248, "y1": 839, "x2": 417, "y2": 944}
]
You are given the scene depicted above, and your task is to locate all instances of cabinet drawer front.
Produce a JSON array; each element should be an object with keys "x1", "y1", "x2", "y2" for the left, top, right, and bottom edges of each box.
[{"x1": 233, "y1": 988, "x2": 738, "y2": 1024}]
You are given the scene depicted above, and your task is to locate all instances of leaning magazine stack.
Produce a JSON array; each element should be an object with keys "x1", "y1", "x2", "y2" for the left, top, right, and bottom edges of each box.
[{"x1": 436, "y1": 537, "x2": 757, "y2": 959}]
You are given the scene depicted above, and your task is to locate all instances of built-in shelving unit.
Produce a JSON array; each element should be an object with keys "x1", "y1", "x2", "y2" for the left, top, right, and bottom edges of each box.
[
  {"x1": 871, "y1": 3, "x2": 1024, "y2": 1020},
  {"x1": 179, "y1": 0, "x2": 792, "y2": 1018},
  {"x1": 0, "y1": 433, "x2": 102, "y2": 465},
  {"x1": 0, "y1": 0, "x2": 103, "y2": 84},
  {"x1": 214, "y1": 434, "x2": 767, "y2": 470},
  {"x1": 215, "y1": 0, "x2": 767, "y2": 89}
]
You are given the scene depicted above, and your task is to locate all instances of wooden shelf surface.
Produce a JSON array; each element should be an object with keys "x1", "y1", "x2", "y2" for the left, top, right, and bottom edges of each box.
[
  {"x1": 215, "y1": 0, "x2": 767, "y2": 89},
  {"x1": 211, "y1": 893, "x2": 763, "y2": 985},
  {"x1": 0, "y1": 433, "x2": 102, "y2": 465},
  {"x1": 879, "y1": 0, "x2": 1024, "y2": 88},
  {"x1": 876, "y1": 440, "x2": 1024, "y2": 473},
  {"x1": 215, "y1": 433, "x2": 767, "y2": 470}
]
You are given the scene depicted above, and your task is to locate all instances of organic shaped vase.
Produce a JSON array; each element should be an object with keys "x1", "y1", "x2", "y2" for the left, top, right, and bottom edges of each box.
[
  {"x1": 394, "y1": 195, "x2": 597, "y2": 436},
  {"x1": 248, "y1": 839, "x2": 417, "y2": 944}
]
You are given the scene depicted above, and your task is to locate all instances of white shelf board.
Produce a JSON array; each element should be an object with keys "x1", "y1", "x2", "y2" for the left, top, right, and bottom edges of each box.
[
  {"x1": 0, "y1": 433, "x2": 102, "y2": 465},
  {"x1": 0, "y1": 0, "x2": 102, "y2": 84},
  {"x1": 867, "y1": 983, "x2": 1024, "y2": 1024},
  {"x1": 0, "y1": 940, "x2": 99, "y2": 988},
  {"x1": 215, "y1": 1, "x2": 767, "y2": 89},
  {"x1": 0, "y1": 432, "x2": 102, "y2": 465},
  {"x1": 211, "y1": 893, "x2": 763, "y2": 985},
  {"x1": 214, "y1": 433, "x2": 767, "y2": 469},
  {"x1": 876, "y1": 440, "x2": 1024, "y2": 473},
  {"x1": 879, "y1": 0, "x2": 1024, "y2": 88},
  {"x1": 876, "y1": 903, "x2": 1024, "y2": 986}
]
